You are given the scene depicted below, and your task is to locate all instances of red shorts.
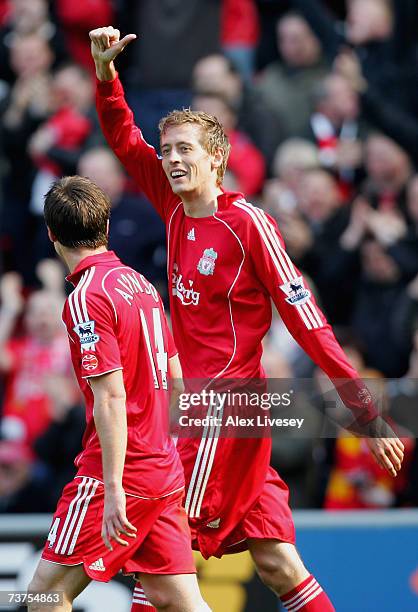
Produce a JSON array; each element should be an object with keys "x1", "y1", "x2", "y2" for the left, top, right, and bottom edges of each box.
[
  {"x1": 190, "y1": 467, "x2": 296, "y2": 558},
  {"x1": 42, "y1": 476, "x2": 195, "y2": 582}
]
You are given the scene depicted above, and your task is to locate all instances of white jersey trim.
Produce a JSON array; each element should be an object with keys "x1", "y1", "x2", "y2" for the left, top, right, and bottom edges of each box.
[
  {"x1": 233, "y1": 200, "x2": 323, "y2": 330},
  {"x1": 81, "y1": 366, "x2": 123, "y2": 380},
  {"x1": 166, "y1": 202, "x2": 182, "y2": 277}
]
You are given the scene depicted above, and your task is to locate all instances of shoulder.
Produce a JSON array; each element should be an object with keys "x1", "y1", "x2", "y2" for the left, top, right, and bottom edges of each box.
[
  {"x1": 68, "y1": 265, "x2": 129, "y2": 325},
  {"x1": 227, "y1": 198, "x2": 279, "y2": 232}
]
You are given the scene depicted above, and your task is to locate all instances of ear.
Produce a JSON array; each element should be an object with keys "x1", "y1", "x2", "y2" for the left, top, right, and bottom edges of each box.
[
  {"x1": 106, "y1": 219, "x2": 110, "y2": 238},
  {"x1": 212, "y1": 147, "x2": 224, "y2": 170},
  {"x1": 47, "y1": 227, "x2": 57, "y2": 243}
]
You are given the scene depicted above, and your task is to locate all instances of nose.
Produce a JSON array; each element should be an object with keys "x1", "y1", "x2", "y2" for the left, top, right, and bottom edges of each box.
[{"x1": 168, "y1": 148, "x2": 181, "y2": 164}]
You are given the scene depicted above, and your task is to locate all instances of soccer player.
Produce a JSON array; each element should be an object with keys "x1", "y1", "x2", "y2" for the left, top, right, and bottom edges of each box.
[
  {"x1": 89, "y1": 27, "x2": 405, "y2": 612},
  {"x1": 27, "y1": 176, "x2": 211, "y2": 612}
]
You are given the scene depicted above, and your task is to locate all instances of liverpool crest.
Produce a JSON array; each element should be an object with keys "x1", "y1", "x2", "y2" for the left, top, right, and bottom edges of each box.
[{"x1": 197, "y1": 248, "x2": 218, "y2": 276}]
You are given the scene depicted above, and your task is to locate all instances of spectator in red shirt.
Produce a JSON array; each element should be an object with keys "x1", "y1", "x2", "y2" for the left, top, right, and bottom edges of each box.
[
  {"x1": 0, "y1": 272, "x2": 77, "y2": 446},
  {"x1": 55, "y1": 0, "x2": 113, "y2": 72}
]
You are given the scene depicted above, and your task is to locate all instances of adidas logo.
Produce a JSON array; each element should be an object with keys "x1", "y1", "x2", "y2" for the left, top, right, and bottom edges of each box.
[
  {"x1": 89, "y1": 557, "x2": 106, "y2": 572},
  {"x1": 187, "y1": 228, "x2": 196, "y2": 241},
  {"x1": 206, "y1": 518, "x2": 221, "y2": 529}
]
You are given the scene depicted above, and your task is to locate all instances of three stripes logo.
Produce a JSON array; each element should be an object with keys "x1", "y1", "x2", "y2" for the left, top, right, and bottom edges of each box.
[
  {"x1": 89, "y1": 557, "x2": 106, "y2": 572},
  {"x1": 187, "y1": 228, "x2": 196, "y2": 241}
]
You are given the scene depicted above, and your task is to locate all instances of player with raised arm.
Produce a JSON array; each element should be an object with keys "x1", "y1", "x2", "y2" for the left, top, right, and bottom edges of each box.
[
  {"x1": 89, "y1": 27, "x2": 405, "y2": 612},
  {"x1": 27, "y1": 176, "x2": 210, "y2": 612}
]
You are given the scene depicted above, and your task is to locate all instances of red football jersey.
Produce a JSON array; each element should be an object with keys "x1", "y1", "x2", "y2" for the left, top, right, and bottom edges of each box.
[
  {"x1": 97, "y1": 77, "x2": 377, "y2": 556},
  {"x1": 62, "y1": 251, "x2": 184, "y2": 499}
]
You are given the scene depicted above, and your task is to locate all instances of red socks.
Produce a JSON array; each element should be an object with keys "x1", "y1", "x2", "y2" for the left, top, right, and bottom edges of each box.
[
  {"x1": 131, "y1": 583, "x2": 156, "y2": 611},
  {"x1": 281, "y1": 574, "x2": 335, "y2": 611},
  {"x1": 131, "y1": 575, "x2": 334, "y2": 611}
]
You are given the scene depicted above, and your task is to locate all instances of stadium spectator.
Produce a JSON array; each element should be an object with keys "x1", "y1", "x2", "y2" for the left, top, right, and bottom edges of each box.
[
  {"x1": 193, "y1": 53, "x2": 285, "y2": 166},
  {"x1": 220, "y1": 0, "x2": 260, "y2": 82},
  {"x1": 350, "y1": 232, "x2": 418, "y2": 377},
  {"x1": 193, "y1": 91, "x2": 265, "y2": 196},
  {"x1": 27, "y1": 63, "x2": 102, "y2": 264},
  {"x1": 0, "y1": 272, "x2": 77, "y2": 446},
  {"x1": 0, "y1": 0, "x2": 66, "y2": 84},
  {"x1": 274, "y1": 168, "x2": 357, "y2": 325},
  {"x1": 290, "y1": 0, "x2": 418, "y2": 153},
  {"x1": 0, "y1": 0, "x2": 10, "y2": 27},
  {"x1": 263, "y1": 138, "x2": 320, "y2": 217},
  {"x1": 54, "y1": 0, "x2": 114, "y2": 72},
  {"x1": 306, "y1": 73, "x2": 365, "y2": 197},
  {"x1": 361, "y1": 133, "x2": 412, "y2": 216},
  {"x1": 255, "y1": 12, "x2": 327, "y2": 136},
  {"x1": 114, "y1": 0, "x2": 222, "y2": 151},
  {"x1": 0, "y1": 33, "x2": 53, "y2": 279},
  {"x1": 33, "y1": 390, "x2": 85, "y2": 511},
  {"x1": 323, "y1": 371, "x2": 414, "y2": 510},
  {"x1": 334, "y1": 47, "x2": 418, "y2": 161},
  {"x1": 77, "y1": 147, "x2": 166, "y2": 288},
  {"x1": 0, "y1": 440, "x2": 51, "y2": 512}
]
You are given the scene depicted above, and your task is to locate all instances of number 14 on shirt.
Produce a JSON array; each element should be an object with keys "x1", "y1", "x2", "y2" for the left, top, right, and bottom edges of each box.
[{"x1": 140, "y1": 307, "x2": 168, "y2": 390}]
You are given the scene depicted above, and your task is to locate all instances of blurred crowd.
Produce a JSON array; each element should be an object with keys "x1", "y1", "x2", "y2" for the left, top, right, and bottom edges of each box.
[{"x1": 0, "y1": 0, "x2": 417, "y2": 514}]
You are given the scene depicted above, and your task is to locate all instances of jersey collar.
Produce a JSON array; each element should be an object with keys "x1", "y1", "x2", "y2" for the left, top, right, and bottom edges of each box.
[
  {"x1": 217, "y1": 189, "x2": 245, "y2": 211},
  {"x1": 66, "y1": 251, "x2": 121, "y2": 285}
]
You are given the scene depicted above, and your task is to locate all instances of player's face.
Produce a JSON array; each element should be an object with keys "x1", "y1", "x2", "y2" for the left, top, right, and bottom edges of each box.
[{"x1": 160, "y1": 124, "x2": 218, "y2": 197}]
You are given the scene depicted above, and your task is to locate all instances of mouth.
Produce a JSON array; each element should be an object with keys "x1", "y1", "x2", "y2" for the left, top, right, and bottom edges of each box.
[{"x1": 170, "y1": 170, "x2": 188, "y2": 180}]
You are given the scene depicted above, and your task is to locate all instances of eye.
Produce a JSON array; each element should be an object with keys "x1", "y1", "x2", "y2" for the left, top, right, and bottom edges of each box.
[{"x1": 181, "y1": 146, "x2": 191, "y2": 153}]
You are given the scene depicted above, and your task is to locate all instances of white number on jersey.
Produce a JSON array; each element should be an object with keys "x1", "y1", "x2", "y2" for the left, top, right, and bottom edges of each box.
[
  {"x1": 140, "y1": 308, "x2": 168, "y2": 390},
  {"x1": 47, "y1": 517, "x2": 60, "y2": 548}
]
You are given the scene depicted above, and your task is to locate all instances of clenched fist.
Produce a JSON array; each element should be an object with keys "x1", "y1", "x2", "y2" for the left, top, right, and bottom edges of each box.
[{"x1": 89, "y1": 26, "x2": 136, "y2": 81}]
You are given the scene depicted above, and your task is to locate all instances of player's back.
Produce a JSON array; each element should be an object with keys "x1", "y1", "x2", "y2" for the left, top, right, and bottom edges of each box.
[{"x1": 64, "y1": 251, "x2": 183, "y2": 499}]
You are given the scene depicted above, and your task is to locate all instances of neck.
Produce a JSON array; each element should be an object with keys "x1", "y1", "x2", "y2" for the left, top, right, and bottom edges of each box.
[
  {"x1": 181, "y1": 186, "x2": 223, "y2": 218},
  {"x1": 59, "y1": 245, "x2": 108, "y2": 274}
]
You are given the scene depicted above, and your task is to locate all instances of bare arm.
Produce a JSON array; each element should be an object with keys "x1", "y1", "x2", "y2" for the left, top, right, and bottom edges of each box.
[{"x1": 89, "y1": 369, "x2": 137, "y2": 550}]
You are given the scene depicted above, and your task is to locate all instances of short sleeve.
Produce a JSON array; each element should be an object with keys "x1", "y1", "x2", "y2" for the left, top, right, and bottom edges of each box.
[{"x1": 64, "y1": 291, "x2": 123, "y2": 379}]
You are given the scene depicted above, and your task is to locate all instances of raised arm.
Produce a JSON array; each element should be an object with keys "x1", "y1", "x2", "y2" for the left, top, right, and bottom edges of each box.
[{"x1": 89, "y1": 26, "x2": 173, "y2": 219}]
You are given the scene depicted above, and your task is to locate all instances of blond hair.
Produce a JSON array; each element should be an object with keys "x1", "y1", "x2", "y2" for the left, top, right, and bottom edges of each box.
[{"x1": 159, "y1": 109, "x2": 231, "y2": 186}]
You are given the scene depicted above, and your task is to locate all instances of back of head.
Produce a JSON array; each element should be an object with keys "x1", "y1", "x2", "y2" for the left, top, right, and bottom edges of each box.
[{"x1": 44, "y1": 176, "x2": 110, "y2": 249}]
